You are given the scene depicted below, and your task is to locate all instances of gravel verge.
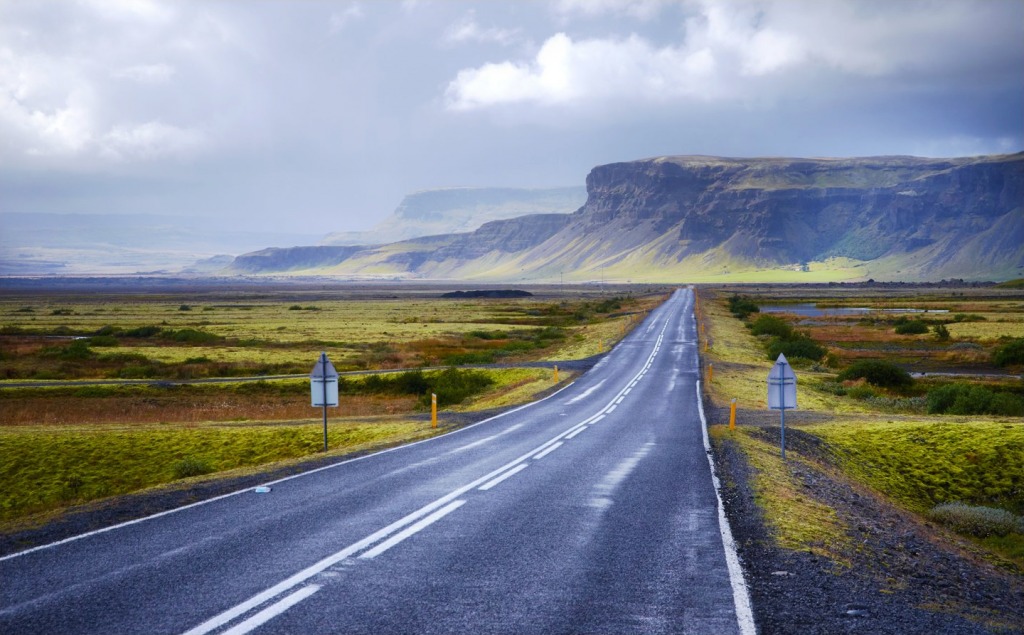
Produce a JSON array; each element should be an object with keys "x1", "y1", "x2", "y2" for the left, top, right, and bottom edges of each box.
[{"x1": 711, "y1": 424, "x2": 1024, "y2": 634}]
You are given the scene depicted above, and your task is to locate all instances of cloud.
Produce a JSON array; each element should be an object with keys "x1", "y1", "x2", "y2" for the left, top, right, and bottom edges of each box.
[
  {"x1": 329, "y1": 4, "x2": 364, "y2": 34},
  {"x1": 446, "y1": 0, "x2": 1024, "y2": 112},
  {"x1": 445, "y1": 32, "x2": 717, "y2": 110},
  {"x1": 111, "y1": 63, "x2": 176, "y2": 84},
  {"x1": 552, "y1": 0, "x2": 674, "y2": 21},
  {"x1": 99, "y1": 121, "x2": 205, "y2": 161},
  {"x1": 443, "y1": 11, "x2": 520, "y2": 46}
]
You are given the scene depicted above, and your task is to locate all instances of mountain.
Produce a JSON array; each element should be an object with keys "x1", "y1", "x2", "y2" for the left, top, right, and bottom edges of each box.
[
  {"x1": 227, "y1": 154, "x2": 1024, "y2": 282},
  {"x1": 320, "y1": 186, "x2": 586, "y2": 246}
]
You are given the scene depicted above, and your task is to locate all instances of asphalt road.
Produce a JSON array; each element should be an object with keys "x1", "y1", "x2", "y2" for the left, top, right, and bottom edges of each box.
[{"x1": 0, "y1": 288, "x2": 753, "y2": 635}]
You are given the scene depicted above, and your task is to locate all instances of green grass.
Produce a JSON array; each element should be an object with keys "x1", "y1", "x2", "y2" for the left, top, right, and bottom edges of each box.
[
  {"x1": 711, "y1": 426, "x2": 848, "y2": 560},
  {"x1": 0, "y1": 419, "x2": 436, "y2": 526},
  {"x1": 809, "y1": 420, "x2": 1024, "y2": 515}
]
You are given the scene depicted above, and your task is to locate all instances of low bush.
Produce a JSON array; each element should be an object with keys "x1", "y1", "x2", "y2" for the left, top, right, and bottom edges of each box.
[
  {"x1": 952, "y1": 313, "x2": 987, "y2": 322},
  {"x1": 927, "y1": 383, "x2": 1024, "y2": 416},
  {"x1": 993, "y1": 338, "x2": 1024, "y2": 367},
  {"x1": 894, "y1": 318, "x2": 929, "y2": 335},
  {"x1": 171, "y1": 456, "x2": 214, "y2": 479},
  {"x1": 933, "y1": 323, "x2": 950, "y2": 341},
  {"x1": 162, "y1": 328, "x2": 222, "y2": 344},
  {"x1": 837, "y1": 360, "x2": 913, "y2": 389},
  {"x1": 88, "y1": 335, "x2": 119, "y2": 347},
  {"x1": 750, "y1": 315, "x2": 794, "y2": 339},
  {"x1": 428, "y1": 367, "x2": 494, "y2": 407},
  {"x1": 928, "y1": 502, "x2": 1023, "y2": 538},
  {"x1": 122, "y1": 325, "x2": 162, "y2": 338},
  {"x1": 727, "y1": 295, "x2": 760, "y2": 319},
  {"x1": 766, "y1": 335, "x2": 826, "y2": 362}
]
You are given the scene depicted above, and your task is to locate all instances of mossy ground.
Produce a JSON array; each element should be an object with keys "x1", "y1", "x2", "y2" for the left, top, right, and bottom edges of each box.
[{"x1": 699, "y1": 287, "x2": 1024, "y2": 568}]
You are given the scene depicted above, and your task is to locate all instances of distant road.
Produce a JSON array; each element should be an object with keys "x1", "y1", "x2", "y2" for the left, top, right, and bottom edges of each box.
[{"x1": 0, "y1": 288, "x2": 754, "y2": 634}]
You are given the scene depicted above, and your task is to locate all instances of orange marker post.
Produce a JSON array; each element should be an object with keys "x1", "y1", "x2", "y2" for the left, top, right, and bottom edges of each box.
[
  {"x1": 431, "y1": 393, "x2": 437, "y2": 428},
  {"x1": 729, "y1": 398, "x2": 737, "y2": 430}
]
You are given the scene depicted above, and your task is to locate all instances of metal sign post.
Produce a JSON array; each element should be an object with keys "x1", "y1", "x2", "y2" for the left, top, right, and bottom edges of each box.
[
  {"x1": 310, "y1": 352, "x2": 339, "y2": 452},
  {"x1": 767, "y1": 353, "x2": 797, "y2": 459}
]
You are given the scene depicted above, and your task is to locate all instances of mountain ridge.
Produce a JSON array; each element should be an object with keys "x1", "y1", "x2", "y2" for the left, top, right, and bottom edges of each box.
[{"x1": 228, "y1": 153, "x2": 1024, "y2": 282}]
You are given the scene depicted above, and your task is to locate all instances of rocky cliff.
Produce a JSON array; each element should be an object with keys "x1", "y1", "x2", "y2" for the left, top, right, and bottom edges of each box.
[{"x1": 227, "y1": 154, "x2": 1024, "y2": 282}]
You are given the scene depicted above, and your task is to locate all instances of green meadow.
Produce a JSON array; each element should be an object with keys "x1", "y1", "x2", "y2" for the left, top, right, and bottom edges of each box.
[
  {"x1": 701, "y1": 286, "x2": 1024, "y2": 568},
  {"x1": 0, "y1": 288, "x2": 662, "y2": 529}
]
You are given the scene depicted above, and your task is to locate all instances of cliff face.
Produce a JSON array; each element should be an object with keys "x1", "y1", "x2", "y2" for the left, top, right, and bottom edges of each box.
[{"x1": 227, "y1": 154, "x2": 1024, "y2": 282}]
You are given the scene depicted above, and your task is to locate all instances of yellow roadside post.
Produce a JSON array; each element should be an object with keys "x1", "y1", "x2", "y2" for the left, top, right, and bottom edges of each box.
[
  {"x1": 708, "y1": 363, "x2": 714, "y2": 383},
  {"x1": 729, "y1": 398, "x2": 737, "y2": 430},
  {"x1": 431, "y1": 393, "x2": 437, "y2": 428},
  {"x1": 554, "y1": 365, "x2": 559, "y2": 383}
]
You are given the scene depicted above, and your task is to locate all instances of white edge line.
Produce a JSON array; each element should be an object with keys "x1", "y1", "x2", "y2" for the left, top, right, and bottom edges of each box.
[
  {"x1": 697, "y1": 379, "x2": 757, "y2": 635},
  {"x1": 0, "y1": 380, "x2": 579, "y2": 563},
  {"x1": 220, "y1": 585, "x2": 321, "y2": 635},
  {"x1": 478, "y1": 463, "x2": 529, "y2": 491},
  {"x1": 359, "y1": 500, "x2": 466, "y2": 559}
]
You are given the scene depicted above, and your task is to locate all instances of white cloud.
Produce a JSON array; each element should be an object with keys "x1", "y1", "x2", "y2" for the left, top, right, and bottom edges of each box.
[
  {"x1": 329, "y1": 4, "x2": 364, "y2": 34},
  {"x1": 99, "y1": 121, "x2": 205, "y2": 161},
  {"x1": 446, "y1": 32, "x2": 719, "y2": 111},
  {"x1": 111, "y1": 63, "x2": 176, "y2": 84},
  {"x1": 553, "y1": 0, "x2": 674, "y2": 21},
  {"x1": 446, "y1": 0, "x2": 1024, "y2": 112},
  {"x1": 444, "y1": 11, "x2": 519, "y2": 46}
]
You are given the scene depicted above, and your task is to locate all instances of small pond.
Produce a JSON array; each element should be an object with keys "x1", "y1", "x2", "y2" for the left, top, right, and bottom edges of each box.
[{"x1": 759, "y1": 303, "x2": 949, "y2": 318}]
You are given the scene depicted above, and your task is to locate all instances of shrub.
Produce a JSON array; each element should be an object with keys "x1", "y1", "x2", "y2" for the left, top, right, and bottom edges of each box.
[
  {"x1": 766, "y1": 335, "x2": 826, "y2": 362},
  {"x1": 952, "y1": 313, "x2": 986, "y2": 322},
  {"x1": 163, "y1": 328, "x2": 221, "y2": 344},
  {"x1": 993, "y1": 338, "x2": 1024, "y2": 367},
  {"x1": 837, "y1": 360, "x2": 912, "y2": 389},
  {"x1": 123, "y1": 325, "x2": 162, "y2": 338},
  {"x1": 727, "y1": 295, "x2": 760, "y2": 319},
  {"x1": 927, "y1": 383, "x2": 1024, "y2": 416},
  {"x1": 894, "y1": 319, "x2": 929, "y2": 335},
  {"x1": 427, "y1": 367, "x2": 494, "y2": 407},
  {"x1": 172, "y1": 457, "x2": 213, "y2": 479},
  {"x1": 178, "y1": 304, "x2": 192, "y2": 311},
  {"x1": 846, "y1": 385, "x2": 877, "y2": 400},
  {"x1": 88, "y1": 335, "x2": 119, "y2": 347},
  {"x1": 933, "y1": 323, "x2": 950, "y2": 341},
  {"x1": 750, "y1": 315, "x2": 794, "y2": 339},
  {"x1": 928, "y1": 502, "x2": 1023, "y2": 538}
]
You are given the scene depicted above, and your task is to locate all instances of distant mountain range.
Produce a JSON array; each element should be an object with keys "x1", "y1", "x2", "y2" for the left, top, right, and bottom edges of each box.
[
  {"x1": 321, "y1": 186, "x2": 586, "y2": 246},
  {"x1": 228, "y1": 153, "x2": 1024, "y2": 282}
]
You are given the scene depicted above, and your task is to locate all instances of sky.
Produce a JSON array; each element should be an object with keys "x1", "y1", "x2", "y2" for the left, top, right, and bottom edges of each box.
[{"x1": 1, "y1": 0, "x2": 1022, "y2": 234}]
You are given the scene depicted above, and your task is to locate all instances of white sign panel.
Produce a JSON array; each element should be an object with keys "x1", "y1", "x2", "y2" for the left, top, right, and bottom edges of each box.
[
  {"x1": 767, "y1": 353, "x2": 797, "y2": 410},
  {"x1": 310, "y1": 352, "x2": 339, "y2": 407}
]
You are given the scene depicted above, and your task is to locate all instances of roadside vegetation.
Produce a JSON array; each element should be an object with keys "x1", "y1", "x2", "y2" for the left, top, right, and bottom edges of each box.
[
  {"x1": 0, "y1": 288, "x2": 664, "y2": 530},
  {"x1": 700, "y1": 286, "x2": 1024, "y2": 569}
]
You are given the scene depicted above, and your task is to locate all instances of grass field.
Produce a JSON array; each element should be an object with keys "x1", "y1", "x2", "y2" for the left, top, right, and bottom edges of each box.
[
  {"x1": 699, "y1": 286, "x2": 1024, "y2": 567},
  {"x1": 0, "y1": 286, "x2": 642, "y2": 530}
]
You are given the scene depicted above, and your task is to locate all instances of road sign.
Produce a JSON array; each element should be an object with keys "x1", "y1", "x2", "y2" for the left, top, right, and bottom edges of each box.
[
  {"x1": 767, "y1": 353, "x2": 797, "y2": 459},
  {"x1": 310, "y1": 352, "x2": 339, "y2": 407},
  {"x1": 311, "y1": 352, "x2": 338, "y2": 452},
  {"x1": 767, "y1": 353, "x2": 796, "y2": 410}
]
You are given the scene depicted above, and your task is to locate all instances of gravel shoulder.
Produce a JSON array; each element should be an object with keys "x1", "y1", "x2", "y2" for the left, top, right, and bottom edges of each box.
[{"x1": 711, "y1": 422, "x2": 1024, "y2": 634}]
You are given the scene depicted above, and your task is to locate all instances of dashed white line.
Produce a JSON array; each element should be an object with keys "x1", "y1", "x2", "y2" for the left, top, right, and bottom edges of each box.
[
  {"x1": 360, "y1": 500, "x2": 466, "y2": 559},
  {"x1": 220, "y1": 585, "x2": 321, "y2": 635},
  {"x1": 532, "y1": 442, "x2": 563, "y2": 460},
  {"x1": 606, "y1": 405, "x2": 617, "y2": 413},
  {"x1": 478, "y1": 464, "x2": 529, "y2": 491},
  {"x1": 564, "y1": 426, "x2": 588, "y2": 440}
]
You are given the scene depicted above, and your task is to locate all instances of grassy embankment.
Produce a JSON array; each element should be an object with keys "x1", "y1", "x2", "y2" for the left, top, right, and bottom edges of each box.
[
  {"x1": 0, "y1": 291, "x2": 665, "y2": 530},
  {"x1": 698, "y1": 288, "x2": 1024, "y2": 568}
]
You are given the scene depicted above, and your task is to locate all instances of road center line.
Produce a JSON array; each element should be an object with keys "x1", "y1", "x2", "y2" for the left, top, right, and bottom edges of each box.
[
  {"x1": 359, "y1": 500, "x2": 466, "y2": 559},
  {"x1": 564, "y1": 426, "x2": 588, "y2": 440},
  {"x1": 181, "y1": 310, "x2": 675, "y2": 635},
  {"x1": 478, "y1": 464, "x2": 529, "y2": 491},
  {"x1": 532, "y1": 442, "x2": 563, "y2": 460},
  {"x1": 220, "y1": 585, "x2": 321, "y2": 635}
]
